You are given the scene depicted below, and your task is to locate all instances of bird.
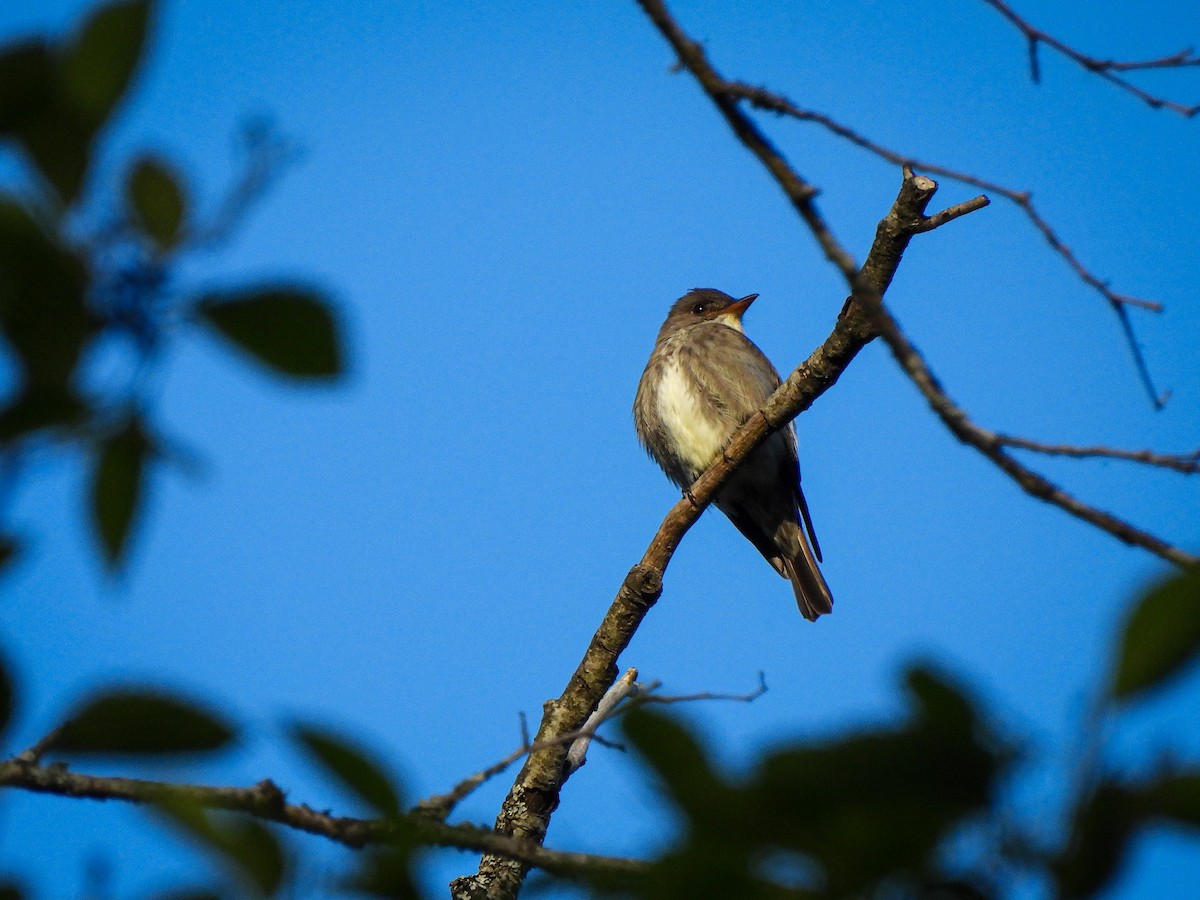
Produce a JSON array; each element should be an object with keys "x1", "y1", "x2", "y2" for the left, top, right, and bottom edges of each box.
[{"x1": 633, "y1": 288, "x2": 833, "y2": 621}]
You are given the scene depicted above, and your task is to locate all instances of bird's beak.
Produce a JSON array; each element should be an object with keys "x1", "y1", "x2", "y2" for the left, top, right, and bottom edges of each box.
[{"x1": 726, "y1": 293, "x2": 758, "y2": 320}]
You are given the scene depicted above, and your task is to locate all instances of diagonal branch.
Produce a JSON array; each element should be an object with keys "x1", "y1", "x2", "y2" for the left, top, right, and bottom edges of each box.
[
  {"x1": 455, "y1": 4, "x2": 1193, "y2": 896},
  {"x1": 450, "y1": 143, "x2": 986, "y2": 900},
  {"x1": 638, "y1": 0, "x2": 1193, "y2": 566},
  {"x1": 979, "y1": 0, "x2": 1200, "y2": 117},
  {"x1": 849, "y1": 273, "x2": 1197, "y2": 567}
]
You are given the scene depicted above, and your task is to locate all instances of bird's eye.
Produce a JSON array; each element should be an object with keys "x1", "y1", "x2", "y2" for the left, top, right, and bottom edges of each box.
[{"x1": 692, "y1": 303, "x2": 707, "y2": 314}]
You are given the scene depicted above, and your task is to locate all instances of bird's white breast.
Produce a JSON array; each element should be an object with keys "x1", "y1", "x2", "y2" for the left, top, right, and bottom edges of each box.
[{"x1": 655, "y1": 356, "x2": 730, "y2": 477}]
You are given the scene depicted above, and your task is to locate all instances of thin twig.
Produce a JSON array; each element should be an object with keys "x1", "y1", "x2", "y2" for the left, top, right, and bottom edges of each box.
[
  {"x1": 979, "y1": 0, "x2": 1200, "y2": 117},
  {"x1": 849, "y1": 252, "x2": 1196, "y2": 567},
  {"x1": 518, "y1": 712, "x2": 530, "y2": 750},
  {"x1": 641, "y1": 671, "x2": 769, "y2": 705},
  {"x1": 13, "y1": 727, "x2": 63, "y2": 766},
  {"x1": 723, "y1": 81, "x2": 1167, "y2": 406},
  {"x1": 994, "y1": 435, "x2": 1200, "y2": 474},
  {"x1": 423, "y1": 669, "x2": 766, "y2": 820},
  {"x1": 566, "y1": 668, "x2": 642, "y2": 775}
]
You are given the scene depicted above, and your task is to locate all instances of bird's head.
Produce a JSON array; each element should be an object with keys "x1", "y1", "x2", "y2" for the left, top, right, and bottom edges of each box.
[{"x1": 657, "y1": 288, "x2": 758, "y2": 341}]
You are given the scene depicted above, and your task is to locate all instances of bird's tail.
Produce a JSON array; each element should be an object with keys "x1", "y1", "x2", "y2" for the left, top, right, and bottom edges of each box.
[{"x1": 782, "y1": 532, "x2": 833, "y2": 622}]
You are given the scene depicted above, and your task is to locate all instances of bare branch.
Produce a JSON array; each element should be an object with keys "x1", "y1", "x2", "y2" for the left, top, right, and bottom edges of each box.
[
  {"x1": 849, "y1": 268, "x2": 1196, "y2": 566},
  {"x1": 723, "y1": 81, "x2": 1167, "y2": 405},
  {"x1": 913, "y1": 195, "x2": 991, "y2": 232},
  {"x1": 566, "y1": 667, "x2": 642, "y2": 775},
  {"x1": 980, "y1": 0, "x2": 1200, "y2": 117},
  {"x1": 13, "y1": 727, "x2": 63, "y2": 767},
  {"x1": 994, "y1": 435, "x2": 1200, "y2": 475},
  {"x1": 641, "y1": 671, "x2": 769, "y2": 705},
  {"x1": 451, "y1": 57, "x2": 987, "y2": 900},
  {"x1": 0, "y1": 760, "x2": 647, "y2": 883},
  {"x1": 422, "y1": 668, "x2": 765, "y2": 822},
  {"x1": 455, "y1": 5, "x2": 1193, "y2": 896}
]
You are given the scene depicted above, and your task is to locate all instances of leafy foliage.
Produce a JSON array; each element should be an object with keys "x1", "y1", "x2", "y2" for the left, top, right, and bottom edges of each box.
[
  {"x1": 154, "y1": 798, "x2": 286, "y2": 896},
  {"x1": 617, "y1": 667, "x2": 1012, "y2": 898},
  {"x1": 90, "y1": 414, "x2": 155, "y2": 569},
  {"x1": 0, "y1": 652, "x2": 12, "y2": 743},
  {"x1": 126, "y1": 154, "x2": 187, "y2": 249},
  {"x1": 196, "y1": 287, "x2": 344, "y2": 380},
  {"x1": 0, "y1": 0, "x2": 346, "y2": 573},
  {"x1": 50, "y1": 689, "x2": 236, "y2": 756},
  {"x1": 1112, "y1": 564, "x2": 1200, "y2": 701},
  {"x1": 289, "y1": 721, "x2": 404, "y2": 818}
]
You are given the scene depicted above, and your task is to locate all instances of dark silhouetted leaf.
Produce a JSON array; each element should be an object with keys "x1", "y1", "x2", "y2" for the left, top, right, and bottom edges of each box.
[
  {"x1": 0, "y1": 41, "x2": 55, "y2": 132},
  {"x1": 51, "y1": 689, "x2": 235, "y2": 756},
  {"x1": 8, "y1": 100, "x2": 93, "y2": 203},
  {"x1": 1055, "y1": 771, "x2": 1200, "y2": 899},
  {"x1": 155, "y1": 799, "x2": 285, "y2": 896},
  {"x1": 196, "y1": 287, "x2": 343, "y2": 379},
  {"x1": 621, "y1": 708, "x2": 736, "y2": 830},
  {"x1": 0, "y1": 388, "x2": 89, "y2": 442},
  {"x1": 0, "y1": 200, "x2": 91, "y2": 394},
  {"x1": 0, "y1": 881, "x2": 25, "y2": 900},
  {"x1": 1145, "y1": 772, "x2": 1200, "y2": 828},
  {"x1": 127, "y1": 155, "x2": 186, "y2": 248},
  {"x1": 59, "y1": 0, "x2": 152, "y2": 130},
  {"x1": 749, "y1": 666, "x2": 1005, "y2": 896},
  {"x1": 0, "y1": 650, "x2": 13, "y2": 743},
  {"x1": 0, "y1": 534, "x2": 20, "y2": 573},
  {"x1": 1113, "y1": 564, "x2": 1200, "y2": 701},
  {"x1": 1055, "y1": 781, "x2": 1148, "y2": 899},
  {"x1": 346, "y1": 848, "x2": 420, "y2": 899},
  {"x1": 90, "y1": 416, "x2": 154, "y2": 569},
  {"x1": 289, "y1": 722, "x2": 402, "y2": 818}
]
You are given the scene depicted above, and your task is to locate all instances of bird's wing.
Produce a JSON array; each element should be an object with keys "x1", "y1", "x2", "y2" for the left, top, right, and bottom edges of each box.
[
  {"x1": 677, "y1": 322, "x2": 783, "y2": 424},
  {"x1": 686, "y1": 323, "x2": 825, "y2": 562}
]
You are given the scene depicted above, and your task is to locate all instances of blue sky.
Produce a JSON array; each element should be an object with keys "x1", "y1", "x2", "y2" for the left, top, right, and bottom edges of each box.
[{"x1": 0, "y1": 0, "x2": 1197, "y2": 896}]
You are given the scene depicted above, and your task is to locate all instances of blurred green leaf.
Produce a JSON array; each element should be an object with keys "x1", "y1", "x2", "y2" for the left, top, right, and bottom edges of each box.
[
  {"x1": 0, "y1": 389, "x2": 89, "y2": 443},
  {"x1": 59, "y1": 0, "x2": 152, "y2": 130},
  {"x1": 0, "y1": 200, "x2": 91, "y2": 396},
  {"x1": 620, "y1": 670, "x2": 1007, "y2": 898},
  {"x1": 0, "y1": 41, "x2": 55, "y2": 132},
  {"x1": 50, "y1": 689, "x2": 236, "y2": 756},
  {"x1": 196, "y1": 287, "x2": 343, "y2": 379},
  {"x1": 1145, "y1": 772, "x2": 1200, "y2": 827},
  {"x1": 0, "y1": 534, "x2": 20, "y2": 574},
  {"x1": 127, "y1": 155, "x2": 187, "y2": 249},
  {"x1": 155, "y1": 798, "x2": 285, "y2": 896},
  {"x1": 6, "y1": 99, "x2": 92, "y2": 203},
  {"x1": 753, "y1": 667, "x2": 1002, "y2": 896},
  {"x1": 1112, "y1": 564, "x2": 1200, "y2": 701},
  {"x1": 1054, "y1": 782, "x2": 1148, "y2": 899},
  {"x1": 345, "y1": 847, "x2": 421, "y2": 899},
  {"x1": 1055, "y1": 771, "x2": 1200, "y2": 899},
  {"x1": 621, "y1": 708, "x2": 736, "y2": 829},
  {"x1": 0, "y1": 650, "x2": 13, "y2": 744},
  {"x1": 289, "y1": 722, "x2": 402, "y2": 818},
  {"x1": 90, "y1": 415, "x2": 154, "y2": 569}
]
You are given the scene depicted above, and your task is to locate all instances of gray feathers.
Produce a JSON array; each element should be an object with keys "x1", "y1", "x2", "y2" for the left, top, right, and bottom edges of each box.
[{"x1": 634, "y1": 289, "x2": 833, "y2": 621}]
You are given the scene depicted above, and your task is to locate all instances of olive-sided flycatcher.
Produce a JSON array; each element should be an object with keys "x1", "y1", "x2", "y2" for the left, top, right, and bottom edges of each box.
[{"x1": 634, "y1": 288, "x2": 833, "y2": 621}]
